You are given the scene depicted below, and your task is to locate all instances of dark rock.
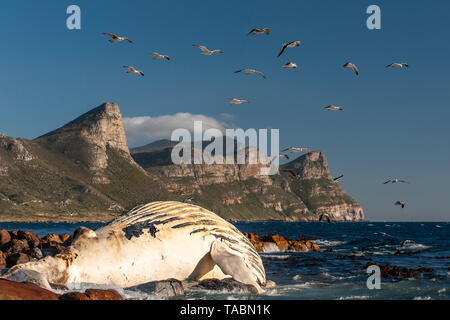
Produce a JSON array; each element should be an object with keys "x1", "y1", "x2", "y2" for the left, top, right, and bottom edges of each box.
[
  {"x1": 9, "y1": 231, "x2": 18, "y2": 239},
  {"x1": 0, "y1": 251, "x2": 6, "y2": 268},
  {"x1": 0, "y1": 279, "x2": 59, "y2": 300},
  {"x1": 0, "y1": 239, "x2": 30, "y2": 255},
  {"x1": 196, "y1": 278, "x2": 258, "y2": 294},
  {"x1": 17, "y1": 230, "x2": 40, "y2": 242},
  {"x1": 6, "y1": 253, "x2": 30, "y2": 267},
  {"x1": 28, "y1": 247, "x2": 43, "y2": 259},
  {"x1": 59, "y1": 292, "x2": 90, "y2": 300},
  {"x1": 27, "y1": 239, "x2": 40, "y2": 249},
  {"x1": 127, "y1": 279, "x2": 184, "y2": 297},
  {"x1": 84, "y1": 289, "x2": 123, "y2": 300},
  {"x1": 0, "y1": 229, "x2": 11, "y2": 245}
]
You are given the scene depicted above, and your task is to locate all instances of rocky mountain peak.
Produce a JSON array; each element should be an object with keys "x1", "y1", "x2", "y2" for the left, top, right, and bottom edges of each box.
[
  {"x1": 283, "y1": 151, "x2": 332, "y2": 180},
  {"x1": 35, "y1": 102, "x2": 137, "y2": 183}
]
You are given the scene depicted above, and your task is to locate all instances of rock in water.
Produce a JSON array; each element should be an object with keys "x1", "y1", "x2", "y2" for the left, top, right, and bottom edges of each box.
[
  {"x1": 84, "y1": 289, "x2": 123, "y2": 300},
  {"x1": 1, "y1": 201, "x2": 267, "y2": 293},
  {"x1": 127, "y1": 279, "x2": 184, "y2": 297},
  {"x1": 196, "y1": 278, "x2": 259, "y2": 294}
]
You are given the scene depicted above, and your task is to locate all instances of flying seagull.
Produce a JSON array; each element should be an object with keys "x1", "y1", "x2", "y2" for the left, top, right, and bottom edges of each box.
[
  {"x1": 383, "y1": 179, "x2": 409, "y2": 184},
  {"x1": 248, "y1": 28, "x2": 270, "y2": 36},
  {"x1": 229, "y1": 98, "x2": 248, "y2": 105},
  {"x1": 282, "y1": 147, "x2": 310, "y2": 153},
  {"x1": 277, "y1": 41, "x2": 301, "y2": 57},
  {"x1": 282, "y1": 169, "x2": 299, "y2": 179},
  {"x1": 153, "y1": 52, "x2": 170, "y2": 61},
  {"x1": 333, "y1": 175, "x2": 344, "y2": 182},
  {"x1": 102, "y1": 32, "x2": 133, "y2": 43},
  {"x1": 193, "y1": 44, "x2": 223, "y2": 55},
  {"x1": 269, "y1": 154, "x2": 289, "y2": 166},
  {"x1": 395, "y1": 201, "x2": 406, "y2": 208},
  {"x1": 319, "y1": 213, "x2": 331, "y2": 223},
  {"x1": 343, "y1": 62, "x2": 359, "y2": 76},
  {"x1": 325, "y1": 105, "x2": 343, "y2": 111},
  {"x1": 386, "y1": 63, "x2": 408, "y2": 68},
  {"x1": 282, "y1": 62, "x2": 298, "y2": 69},
  {"x1": 234, "y1": 68, "x2": 266, "y2": 79},
  {"x1": 123, "y1": 66, "x2": 144, "y2": 76}
]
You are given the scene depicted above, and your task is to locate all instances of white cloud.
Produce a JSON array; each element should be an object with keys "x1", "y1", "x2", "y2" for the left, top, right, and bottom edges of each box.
[{"x1": 123, "y1": 113, "x2": 227, "y2": 145}]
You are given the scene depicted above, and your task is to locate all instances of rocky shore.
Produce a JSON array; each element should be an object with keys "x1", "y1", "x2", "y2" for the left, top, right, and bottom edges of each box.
[{"x1": 0, "y1": 228, "x2": 321, "y2": 300}]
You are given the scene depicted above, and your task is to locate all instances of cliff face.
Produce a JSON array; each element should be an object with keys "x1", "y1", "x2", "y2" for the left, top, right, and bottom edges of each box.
[
  {"x1": 282, "y1": 152, "x2": 364, "y2": 222},
  {"x1": 35, "y1": 102, "x2": 140, "y2": 184},
  {"x1": 0, "y1": 101, "x2": 364, "y2": 222},
  {"x1": 0, "y1": 103, "x2": 169, "y2": 221},
  {"x1": 131, "y1": 141, "x2": 364, "y2": 222}
]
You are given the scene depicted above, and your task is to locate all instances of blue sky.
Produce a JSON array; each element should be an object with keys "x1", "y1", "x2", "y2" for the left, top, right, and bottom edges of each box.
[{"x1": 1, "y1": 0, "x2": 449, "y2": 221}]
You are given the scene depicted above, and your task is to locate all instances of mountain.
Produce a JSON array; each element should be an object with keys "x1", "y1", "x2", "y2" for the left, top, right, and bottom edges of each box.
[
  {"x1": 0, "y1": 102, "x2": 364, "y2": 222},
  {"x1": 0, "y1": 102, "x2": 170, "y2": 221},
  {"x1": 131, "y1": 140, "x2": 364, "y2": 222}
]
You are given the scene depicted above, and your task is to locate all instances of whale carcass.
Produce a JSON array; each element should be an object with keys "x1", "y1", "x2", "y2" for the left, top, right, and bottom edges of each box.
[{"x1": 1, "y1": 201, "x2": 267, "y2": 292}]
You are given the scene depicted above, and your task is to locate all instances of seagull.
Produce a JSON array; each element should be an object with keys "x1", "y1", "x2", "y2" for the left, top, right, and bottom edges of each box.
[
  {"x1": 234, "y1": 68, "x2": 266, "y2": 79},
  {"x1": 386, "y1": 63, "x2": 408, "y2": 68},
  {"x1": 395, "y1": 201, "x2": 406, "y2": 208},
  {"x1": 123, "y1": 66, "x2": 144, "y2": 76},
  {"x1": 248, "y1": 28, "x2": 270, "y2": 36},
  {"x1": 383, "y1": 179, "x2": 409, "y2": 184},
  {"x1": 282, "y1": 147, "x2": 310, "y2": 153},
  {"x1": 153, "y1": 52, "x2": 170, "y2": 61},
  {"x1": 102, "y1": 32, "x2": 133, "y2": 43},
  {"x1": 343, "y1": 62, "x2": 359, "y2": 76},
  {"x1": 282, "y1": 62, "x2": 298, "y2": 69},
  {"x1": 282, "y1": 169, "x2": 299, "y2": 178},
  {"x1": 325, "y1": 105, "x2": 343, "y2": 111},
  {"x1": 319, "y1": 213, "x2": 331, "y2": 223},
  {"x1": 270, "y1": 154, "x2": 289, "y2": 163},
  {"x1": 333, "y1": 175, "x2": 344, "y2": 182},
  {"x1": 229, "y1": 98, "x2": 248, "y2": 105},
  {"x1": 277, "y1": 41, "x2": 301, "y2": 57},
  {"x1": 193, "y1": 44, "x2": 223, "y2": 55},
  {"x1": 183, "y1": 197, "x2": 194, "y2": 203}
]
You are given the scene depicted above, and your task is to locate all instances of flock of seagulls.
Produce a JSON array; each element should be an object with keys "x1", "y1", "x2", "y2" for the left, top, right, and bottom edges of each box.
[{"x1": 101, "y1": 26, "x2": 411, "y2": 220}]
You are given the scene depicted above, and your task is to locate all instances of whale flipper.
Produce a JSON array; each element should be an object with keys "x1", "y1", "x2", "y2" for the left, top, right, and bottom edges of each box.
[{"x1": 210, "y1": 240, "x2": 264, "y2": 293}]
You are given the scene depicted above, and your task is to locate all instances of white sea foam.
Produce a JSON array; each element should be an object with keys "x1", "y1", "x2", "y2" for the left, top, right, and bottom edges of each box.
[
  {"x1": 338, "y1": 295, "x2": 370, "y2": 300},
  {"x1": 413, "y1": 296, "x2": 432, "y2": 300},
  {"x1": 314, "y1": 239, "x2": 347, "y2": 247},
  {"x1": 261, "y1": 254, "x2": 290, "y2": 260}
]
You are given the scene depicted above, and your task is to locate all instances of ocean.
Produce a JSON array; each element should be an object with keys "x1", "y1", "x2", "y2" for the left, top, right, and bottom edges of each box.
[{"x1": 0, "y1": 221, "x2": 448, "y2": 300}]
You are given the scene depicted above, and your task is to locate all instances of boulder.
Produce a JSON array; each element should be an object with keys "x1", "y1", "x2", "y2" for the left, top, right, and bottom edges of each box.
[
  {"x1": 0, "y1": 239, "x2": 30, "y2": 255},
  {"x1": 0, "y1": 229, "x2": 11, "y2": 245},
  {"x1": 59, "y1": 292, "x2": 90, "y2": 300},
  {"x1": 0, "y1": 251, "x2": 6, "y2": 268},
  {"x1": 28, "y1": 247, "x2": 43, "y2": 260},
  {"x1": 17, "y1": 230, "x2": 40, "y2": 242},
  {"x1": 6, "y1": 252, "x2": 30, "y2": 267},
  {"x1": 127, "y1": 279, "x2": 184, "y2": 297},
  {"x1": 84, "y1": 289, "x2": 123, "y2": 300},
  {"x1": 9, "y1": 231, "x2": 19, "y2": 239},
  {"x1": 196, "y1": 278, "x2": 258, "y2": 294},
  {"x1": 42, "y1": 233, "x2": 62, "y2": 244},
  {"x1": 60, "y1": 234, "x2": 71, "y2": 243},
  {"x1": 0, "y1": 279, "x2": 59, "y2": 300}
]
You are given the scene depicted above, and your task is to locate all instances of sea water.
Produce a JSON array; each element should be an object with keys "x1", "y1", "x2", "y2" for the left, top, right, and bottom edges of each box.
[{"x1": 0, "y1": 221, "x2": 448, "y2": 300}]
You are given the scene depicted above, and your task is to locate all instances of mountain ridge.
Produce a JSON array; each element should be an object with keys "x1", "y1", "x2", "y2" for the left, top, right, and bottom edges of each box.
[{"x1": 0, "y1": 102, "x2": 364, "y2": 222}]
